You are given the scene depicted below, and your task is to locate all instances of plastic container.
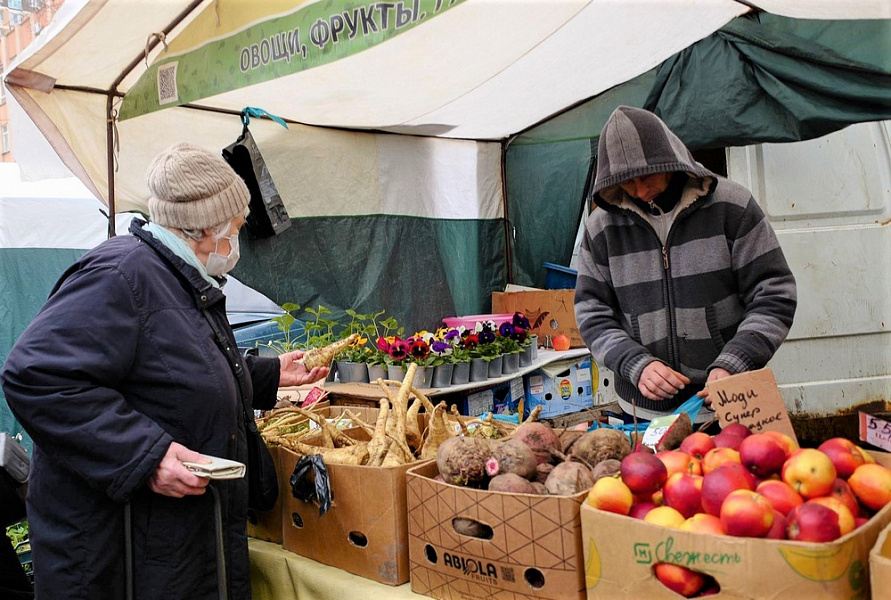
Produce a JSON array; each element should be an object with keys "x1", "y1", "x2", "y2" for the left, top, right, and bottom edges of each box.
[
  {"x1": 543, "y1": 262, "x2": 578, "y2": 289},
  {"x1": 441, "y1": 313, "x2": 514, "y2": 329}
]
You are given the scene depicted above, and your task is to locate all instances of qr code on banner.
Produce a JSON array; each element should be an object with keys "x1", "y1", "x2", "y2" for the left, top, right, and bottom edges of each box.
[{"x1": 157, "y1": 62, "x2": 178, "y2": 105}]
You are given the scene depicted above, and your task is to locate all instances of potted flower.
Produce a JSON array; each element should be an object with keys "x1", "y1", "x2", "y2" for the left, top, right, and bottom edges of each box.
[
  {"x1": 427, "y1": 335, "x2": 455, "y2": 388},
  {"x1": 333, "y1": 309, "x2": 377, "y2": 383},
  {"x1": 496, "y1": 321, "x2": 523, "y2": 374},
  {"x1": 437, "y1": 326, "x2": 471, "y2": 385},
  {"x1": 511, "y1": 312, "x2": 538, "y2": 365},
  {"x1": 474, "y1": 320, "x2": 503, "y2": 378},
  {"x1": 366, "y1": 312, "x2": 404, "y2": 382}
]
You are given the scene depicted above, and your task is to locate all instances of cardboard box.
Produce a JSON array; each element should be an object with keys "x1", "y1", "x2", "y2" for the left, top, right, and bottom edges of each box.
[
  {"x1": 869, "y1": 520, "x2": 891, "y2": 595},
  {"x1": 492, "y1": 289, "x2": 584, "y2": 348},
  {"x1": 407, "y1": 460, "x2": 587, "y2": 600},
  {"x1": 445, "y1": 376, "x2": 526, "y2": 418},
  {"x1": 524, "y1": 356, "x2": 594, "y2": 418},
  {"x1": 280, "y1": 405, "x2": 432, "y2": 586},
  {"x1": 582, "y1": 452, "x2": 891, "y2": 600}
]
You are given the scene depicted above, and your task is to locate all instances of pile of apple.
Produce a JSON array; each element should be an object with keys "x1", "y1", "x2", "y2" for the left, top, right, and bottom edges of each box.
[{"x1": 586, "y1": 423, "x2": 891, "y2": 596}]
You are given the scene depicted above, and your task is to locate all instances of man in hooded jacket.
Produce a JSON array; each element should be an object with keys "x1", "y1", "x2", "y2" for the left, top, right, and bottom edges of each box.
[
  {"x1": 1, "y1": 142, "x2": 328, "y2": 599},
  {"x1": 574, "y1": 106, "x2": 797, "y2": 423}
]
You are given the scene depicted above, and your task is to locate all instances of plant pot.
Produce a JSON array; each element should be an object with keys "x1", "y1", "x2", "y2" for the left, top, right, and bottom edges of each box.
[
  {"x1": 326, "y1": 362, "x2": 337, "y2": 382},
  {"x1": 387, "y1": 364, "x2": 430, "y2": 388},
  {"x1": 367, "y1": 364, "x2": 387, "y2": 383},
  {"x1": 469, "y1": 358, "x2": 488, "y2": 382},
  {"x1": 451, "y1": 361, "x2": 471, "y2": 385},
  {"x1": 530, "y1": 335, "x2": 539, "y2": 360},
  {"x1": 503, "y1": 352, "x2": 520, "y2": 374},
  {"x1": 431, "y1": 364, "x2": 454, "y2": 388},
  {"x1": 336, "y1": 360, "x2": 369, "y2": 383},
  {"x1": 487, "y1": 355, "x2": 504, "y2": 378},
  {"x1": 519, "y1": 344, "x2": 534, "y2": 367}
]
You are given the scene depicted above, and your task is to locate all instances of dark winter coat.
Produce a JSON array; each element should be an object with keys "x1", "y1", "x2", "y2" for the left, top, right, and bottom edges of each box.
[
  {"x1": 1, "y1": 219, "x2": 280, "y2": 600},
  {"x1": 574, "y1": 106, "x2": 797, "y2": 416}
]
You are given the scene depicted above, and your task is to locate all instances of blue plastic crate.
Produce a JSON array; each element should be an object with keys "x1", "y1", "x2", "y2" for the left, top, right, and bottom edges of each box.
[{"x1": 543, "y1": 262, "x2": 578, "y2": 289}]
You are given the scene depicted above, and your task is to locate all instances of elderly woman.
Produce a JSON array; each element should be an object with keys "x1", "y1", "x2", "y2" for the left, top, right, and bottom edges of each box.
[{"x1": 2, "y1": 142, "x2": 327, "y2": 600}]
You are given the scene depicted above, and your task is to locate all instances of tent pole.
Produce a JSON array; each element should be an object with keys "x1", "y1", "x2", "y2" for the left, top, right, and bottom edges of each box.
[
  {"x1": 102, "y1": 0, "x2": 207, "y2": 239},
  {"x1": 106, "y1": 92, "x2": 116, "y2": 238}
]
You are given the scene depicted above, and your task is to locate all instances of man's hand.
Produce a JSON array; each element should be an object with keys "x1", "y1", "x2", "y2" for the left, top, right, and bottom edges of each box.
[
  {"x1": 278, "y1": 349, "x2": 329, "y2": 387},
  {"x1": 149, "y1": 442, "x2": 210, "y2": 498},
  {"x1": 696, "y1": 367, "x2": 734, "y2": 407},
  {"x1": 638, "y1": 361, "x2": 691, "y2": 401}
]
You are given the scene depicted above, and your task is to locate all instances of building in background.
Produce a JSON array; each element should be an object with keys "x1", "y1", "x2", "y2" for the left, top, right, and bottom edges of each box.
[{"x1": 0, "y1": 0, "x2": 64, "y2": 161}]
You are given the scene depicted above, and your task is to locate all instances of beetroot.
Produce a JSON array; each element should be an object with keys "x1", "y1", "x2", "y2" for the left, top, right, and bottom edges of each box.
[
  {"x1": 436, "y1": 436, "x2": 493, "y2": 486},
  {"x1": 534, "y1": 462, "x2": 555, "y2": 484},
  {"x1": 591, "y1": 458, "x2": 622, "y2": 481},
  {"x1": 485, "y1": 438, "x2": 537, "y2": 480},
  {"x1": 512, "y1": 422, "x2": 562, "y2": 465},
  {"x1": 488, "y1": 473, "x2": 539, "y2": 494},
  {"x1": 570, "y1": 427, "x2": 631, "y2": 467},
  {"x1": 544, "y1": 461, "x2": 595, "y2": 495}
]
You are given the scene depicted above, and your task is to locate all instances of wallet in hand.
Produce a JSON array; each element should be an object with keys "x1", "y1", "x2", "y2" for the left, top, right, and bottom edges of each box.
[{"x1": 182, "y1": 456, "x2": 246, "y2": 480}]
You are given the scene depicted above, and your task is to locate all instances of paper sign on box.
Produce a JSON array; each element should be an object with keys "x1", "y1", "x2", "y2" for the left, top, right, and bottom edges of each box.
[{"x1": 706, "y1": 367, "x2": 797, "y2": 441}]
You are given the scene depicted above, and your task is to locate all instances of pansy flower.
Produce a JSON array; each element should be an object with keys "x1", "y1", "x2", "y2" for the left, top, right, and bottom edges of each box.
[
  {"x1": 430, "y1": 340, "x2": 452, "y2": 356},
  {"x1": 511, "y1": 326, "x2": 528, "y2": 344},
  {"x1": 498, "y1": 322, "x2": 515, "y2": 338},
  {"x1": 389, "y1": 339, "x2": 410, "y2": 360},
  {"x1": 462, "y1": 334, "x2": 479, "y2": 349},
  {"x1": 409, "y1": 338, "x2": 430, "y2": 360},
  {"x1": 512, "y1": 312, "x2": 531, "y2": 330}
]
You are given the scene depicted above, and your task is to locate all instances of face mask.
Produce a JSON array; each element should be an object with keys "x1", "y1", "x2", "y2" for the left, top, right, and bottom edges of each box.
[{"x1": 205, "y1": 230, "x2": 240, "y2": 277}]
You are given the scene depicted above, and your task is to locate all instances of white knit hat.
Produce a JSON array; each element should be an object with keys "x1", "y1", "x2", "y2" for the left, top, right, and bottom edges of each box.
[{"x1": 146, "y1": 142, "x2": 250, "y2": 230}]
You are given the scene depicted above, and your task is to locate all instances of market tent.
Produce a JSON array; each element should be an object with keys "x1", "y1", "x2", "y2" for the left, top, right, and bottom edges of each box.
[{"x1": 5, "y1": 0, "x2": 891, "y2": 336}]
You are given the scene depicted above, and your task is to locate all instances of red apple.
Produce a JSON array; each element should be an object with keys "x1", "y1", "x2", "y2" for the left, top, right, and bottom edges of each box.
[
  {"x1": 855, "y1": 516, "x2": 869, "y2": 529},
  {"x1": 713, "y1": 432, "x2": 744, "y2": 451},
  {"x1": 766, "y1": 509, "x2": 787, "y2": 539},
  {"x1": 657, "y1": 450, "x2": 702, "y2": 477},
  {"x1": 644, "y1": 506, "x2": 686, "y2": 529},
  {"x1": 808, "y1": 497, "x2": 855, "y2": 536},
  {"x1": 629, "y1": 502, "x2": 659, "y2": 520},
  {"x1": 663, "y1": 472, "x2": 704, "y2": 519},
  {"x1": 679, "y1": 432, "x2": 716, "y2": 461},
  {"x1": 847, "y1": 463, "x2": 891, "y2": 511},
  {"x1": 722, "y1": 422, "x2": 752, "y2": 438},
  {"x1": 586, "y1": 476, "x2": 633, "y2": 515},
  {"x1": 701, "y1": 447, "x2": 741, "y2": 475},
  {"x1": 763, "y1": 430, "x2": 799, "y2": 458},
  {"x1": 701, "y1": 462, "x2": 756, "y2": 516},
  {"x1": 781, "y1": 448, "x2": 837, "y2": 499},
  {"x1": 739, "y1": 433, "x2": 786, "y2": 477},
  {"x1": 719, "y1": 489, "x2": 774, "y2": 538},
  {"x1": 755, "y1": 479, "x2": 803, "y2": 516},
  {"x1": 680, "y1": 513, "x2": 726, "y2": 536},
  {"x1": 654, "y1": 563, "x2": 707, "y2": 598},
  {"x1": 785, "y1": 502, "x2": 841, "y2": 542},
  {"x1": 828, "y1": 477, "x2": 860, "y2": 517},
  {"x1": 818, "y1": 438, "x2": 871, "y2": 479},
  {"x1": 621, "y1": 452, "x2": 668, "y2": 496}
]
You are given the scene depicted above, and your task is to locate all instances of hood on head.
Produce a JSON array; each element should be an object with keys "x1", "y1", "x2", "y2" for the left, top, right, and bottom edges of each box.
[{"x1": 592, "y1": 106, "x2": 715, "y2": 208}]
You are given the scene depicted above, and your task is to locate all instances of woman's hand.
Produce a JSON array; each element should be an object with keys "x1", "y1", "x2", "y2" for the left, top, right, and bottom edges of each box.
[
  {"x1": 638, "y1": 361, "x2": 691, "y2": 401},
  {"x1": 278, "y1": 349, "x2": 329, "y2": 387},
  {"x1": 149, "y1": 442, "x2": 210, "y2": 498}
]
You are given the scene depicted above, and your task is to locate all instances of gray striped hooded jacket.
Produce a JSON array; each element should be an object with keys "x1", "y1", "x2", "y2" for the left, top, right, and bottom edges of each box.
[{"x1": 574, "y1": 106, "x2": 797, "y2": 416}]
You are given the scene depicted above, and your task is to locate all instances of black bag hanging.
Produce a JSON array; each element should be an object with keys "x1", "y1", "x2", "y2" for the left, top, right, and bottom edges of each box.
[{"x1": 222, "y1": 107, "x2": 291, "y2": 239}]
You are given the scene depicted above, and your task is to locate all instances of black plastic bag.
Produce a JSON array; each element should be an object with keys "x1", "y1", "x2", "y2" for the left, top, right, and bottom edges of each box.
[
  {"x1": 222, "y1": 122, "x2": 291, "y2": 239},
  {"x1": 289, "y1": 455, "x2": 333, "y2": 516}
]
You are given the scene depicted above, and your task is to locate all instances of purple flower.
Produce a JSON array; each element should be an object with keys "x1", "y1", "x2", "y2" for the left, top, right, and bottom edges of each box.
[
  {"x1": 498, "y1": 322, "x2": 514, "y2": 337},
  {"x1": 512, "y1": 312, "x2": 531, "y2": 330},
  {"x1": 431, "y1": 341, "x2": 452, "y2": 356}
]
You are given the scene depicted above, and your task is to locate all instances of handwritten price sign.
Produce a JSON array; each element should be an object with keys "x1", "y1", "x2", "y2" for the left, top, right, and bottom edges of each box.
[
  {"x1": 859, "y1": 412, "x2": 891, "y2": 452},
  {"x1": 706, "y1": 367, "x2": 797, "y2": 441}
]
